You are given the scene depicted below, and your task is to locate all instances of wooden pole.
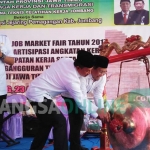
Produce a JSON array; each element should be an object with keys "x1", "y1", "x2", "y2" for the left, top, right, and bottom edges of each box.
[{"x1": 91, "y1": 123, "x2": 113, "y2": 150}]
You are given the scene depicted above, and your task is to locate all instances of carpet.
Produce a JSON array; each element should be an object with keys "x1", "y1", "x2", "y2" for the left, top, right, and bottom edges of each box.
[{"x1": 0, "y1": 134, "x2": 109, "y2": 150}]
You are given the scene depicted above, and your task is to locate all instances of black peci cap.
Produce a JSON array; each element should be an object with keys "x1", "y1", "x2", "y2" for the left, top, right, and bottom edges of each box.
[
  {"x1": 134, "y1": 0, "x2": 144, "y2": 3},
  {"x1": 120, "y1": 0, "x2": 131, "y2": 4},
  {"x1": 93, "y1": 55, "x2": 109, "y2": 68},
  {"x1": 76, "y1": 50, "x2": 94, "y2": 68}
]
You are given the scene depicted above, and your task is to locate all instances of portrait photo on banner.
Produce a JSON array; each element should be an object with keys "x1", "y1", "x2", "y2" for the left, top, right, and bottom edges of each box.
[{"x1": 114, "y1": 0, "x2": 149, "y2": 25}]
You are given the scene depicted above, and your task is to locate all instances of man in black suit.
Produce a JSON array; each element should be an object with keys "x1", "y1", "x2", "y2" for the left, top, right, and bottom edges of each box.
[
  {"x1": 114, "y1": 0, "x2": 134, "y2": 25},
  {"x1": 131, "y1": 0, "x2": 149, "y2": 25}
]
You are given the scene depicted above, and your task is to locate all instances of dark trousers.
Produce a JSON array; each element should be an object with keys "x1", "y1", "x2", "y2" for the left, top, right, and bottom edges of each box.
[
  {"x1": 63, "y1": 97, "x2": 84, "y2": 150},
  {"x1": 0, "y1": 95, "x2": 7, "y2": 132},
  {"x1": 29, "y1": 97, "x2": 68, "y2": 150}
]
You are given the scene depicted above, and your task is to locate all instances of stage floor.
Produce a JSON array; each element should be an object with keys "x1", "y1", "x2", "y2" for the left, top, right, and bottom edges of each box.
[{"x1": 0, "y1": 134, "x2": 109, "y2": 150}]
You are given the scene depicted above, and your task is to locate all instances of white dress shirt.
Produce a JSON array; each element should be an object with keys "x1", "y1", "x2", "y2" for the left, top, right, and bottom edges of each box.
[
  {"x1": 0, "y1": 35, "x2": 14, "y2": 95},
  {"x1": 80, "y1": 74, "x2": 106, "y2": 108},
  {"x1": 62, "y1": 74, "x2": 106, "y2": 108},
  {"x1": 26, "y1": 58, "x2": 98, "y2": 118}
]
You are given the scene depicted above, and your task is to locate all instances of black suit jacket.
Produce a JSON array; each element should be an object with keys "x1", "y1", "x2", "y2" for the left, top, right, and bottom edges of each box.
[
  {"x1": 130, "y1": 10, "x2": 149, "y2": 25},
  {"x1": 114, "y1": 11, "x2": 134, "y2": 25}
]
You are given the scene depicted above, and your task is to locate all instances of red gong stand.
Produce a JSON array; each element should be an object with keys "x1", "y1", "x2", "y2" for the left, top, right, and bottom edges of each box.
[{"x1": 92, "y1": 48, "x2": 150, "y2": 150}]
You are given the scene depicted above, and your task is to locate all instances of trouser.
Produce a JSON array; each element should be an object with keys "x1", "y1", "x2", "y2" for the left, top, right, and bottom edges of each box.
[
  {"x1": 63, "y1": 97, "x2": 84, "y2": 150},
  {"x1": 0, "y1": 95, "x2": 7, "y2": 133},
  {"x1": 29, "y1": 97, "x2": 68, "y2": 150}
]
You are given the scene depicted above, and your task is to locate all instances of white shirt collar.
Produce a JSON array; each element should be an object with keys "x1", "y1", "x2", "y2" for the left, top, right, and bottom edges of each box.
[
  {"x1": 75, "y1": 67, "x2": 82, "y2": 78},
  {"x1": 122, "y1": 11, "x2": 130, "y2": 15},
  {"x1": 87, "y1": 74, "x2": 95, "y2": 81}
]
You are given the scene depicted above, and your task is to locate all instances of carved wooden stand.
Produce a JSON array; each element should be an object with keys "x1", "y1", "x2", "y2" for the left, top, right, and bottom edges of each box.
[{"x1": 91, "y1": 123, "x2": 113, "y2": 150}]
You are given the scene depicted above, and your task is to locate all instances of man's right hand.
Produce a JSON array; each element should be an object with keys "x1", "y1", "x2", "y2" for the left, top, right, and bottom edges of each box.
[{"x1": 96, "y1": 108, "x2": 110, "y2": 123}]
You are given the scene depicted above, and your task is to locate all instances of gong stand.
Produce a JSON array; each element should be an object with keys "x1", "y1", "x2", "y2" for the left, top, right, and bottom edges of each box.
[
  {"x1": 91, "y1": 123, "x2": 113, "y2": 150},
  {"x1": 91, "y1": 56, "x2": 150, "y2": 150},
  {"x1": 117, "y1": 56, "x2": 150, "y2": 97}
]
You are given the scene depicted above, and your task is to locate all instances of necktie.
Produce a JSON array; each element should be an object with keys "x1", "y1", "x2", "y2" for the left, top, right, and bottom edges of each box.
[{"x1": 124, "y1": 13, "x2": 127, "y2": 23}]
